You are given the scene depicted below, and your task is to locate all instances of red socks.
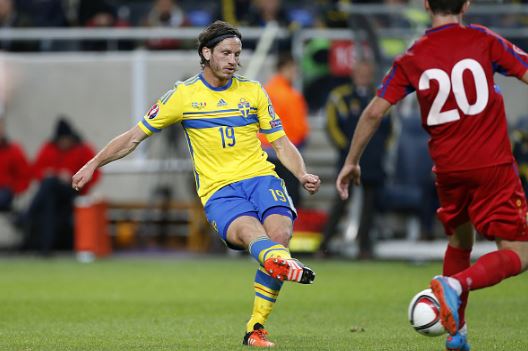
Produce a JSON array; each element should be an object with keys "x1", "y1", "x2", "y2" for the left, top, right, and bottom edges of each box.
[
  {"x1": 443, "y1": 245, "x2": 472, "y2": 327},
  {"x1": 453, "y1": 249, "x2": 522, "y2": 292},
  {"x1": 443, "y1": 245, "x2": 472, "y2": 277}
]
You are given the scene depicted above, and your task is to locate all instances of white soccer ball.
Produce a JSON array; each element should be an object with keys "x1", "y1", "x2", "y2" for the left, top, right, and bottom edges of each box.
[{"x1": 408, "y1": 288, "x2": 446, "y2": 337}]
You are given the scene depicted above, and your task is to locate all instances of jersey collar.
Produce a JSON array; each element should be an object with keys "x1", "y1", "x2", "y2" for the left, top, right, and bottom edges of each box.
[
  {"x1": 199, "y1": 73, "x2": 233, "y2": 91},
  {"x1": 426, "y1": 23, "x2": 461, "y2": 34}
]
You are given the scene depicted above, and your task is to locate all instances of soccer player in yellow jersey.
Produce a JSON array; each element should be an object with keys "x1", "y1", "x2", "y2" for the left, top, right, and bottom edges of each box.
[{"x1": 72, "y1": 21, "x2": 321, "y2": 348}]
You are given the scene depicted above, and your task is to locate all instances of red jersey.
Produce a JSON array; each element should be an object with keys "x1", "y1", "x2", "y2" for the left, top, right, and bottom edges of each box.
[
  {"x1": 0, "y1": 141, "x2": 31, "y2": 194},
  {"x1": 32, "y1": 141, "x2": 100, "y2": 194},
  {"x1": 377, "y1": 23, "x2": 528, "y2": 172}
]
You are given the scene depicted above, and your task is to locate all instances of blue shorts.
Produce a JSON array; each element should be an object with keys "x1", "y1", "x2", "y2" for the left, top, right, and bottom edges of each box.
[{"x1": 204, "y1": 175, "x2": 297, "y2": 248}]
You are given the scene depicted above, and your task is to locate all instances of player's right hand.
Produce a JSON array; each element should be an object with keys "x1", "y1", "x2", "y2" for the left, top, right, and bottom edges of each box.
[
  {"x1": 336, "y1": 163, "x2": 361, "y2": 200},
  {"x1": 72, "y1": 163, "x2": 95, "y2": 191}
]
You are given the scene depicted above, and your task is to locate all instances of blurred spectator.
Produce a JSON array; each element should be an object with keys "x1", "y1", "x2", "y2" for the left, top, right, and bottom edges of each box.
[
  {"x1": 238, "y1": 0, "x2": 293, "y2": 50},
  {"x1": 314, "y1": 0, "x2": 351, "y2": 28},
  {"x1": 246, "y1": 0, "x2": 290, "y2": 28},
  {"x1": 260, "y1": 52, "x2": 309, "y2": 207},
  {"x1": 17, "y1": 0, "x2": 69, "y2": 50},
  {"x1": 302, "y1": 38, "x2": 348, "y2": 112},
  {"x1": 0, "y1": 116, "x2": 30, "y2": 211},
  {"x1": 78, "y1": 0, "x2": 114, "y2": 27},
  {"x1": 22, "y1": 117, "x2": 100, "y2": 256},
  {"x1": 512, "y1": 118, "x2": 528, "y2": 197},
  {"x1": 78, "y1": 0, "x2": 131, "y2": 51},
  {"x1": 318, "y1": 60, "x2": 391, "y2": 258},
  {"x1": 213, "y1": 0, "x2": 252, "y2": 26},
  {"x1": 0, "y1": 0, "x2": 35, "y2": 51},
  {"x1": 16, "y1": 0, "x2": 67, "y2": 27},
  {"x1": 383, "y1": 110, "x2": 438, "y2": 241},
  {"x1": 143, "y1": 0, "x2": 188, "y2": 50}
]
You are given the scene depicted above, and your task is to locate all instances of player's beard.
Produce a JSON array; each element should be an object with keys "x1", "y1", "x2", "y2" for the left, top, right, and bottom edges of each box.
[{"x1": 209, "y1": 56, "x2": 238, "y2": 81}]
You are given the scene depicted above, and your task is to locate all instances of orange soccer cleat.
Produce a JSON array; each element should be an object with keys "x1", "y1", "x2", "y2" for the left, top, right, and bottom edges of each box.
[
  {"x1": 430, "y1": 276, "x2": 461, "y2": 335},
  {"x1": 243, "y1": 323, "x2": 275, "y2": 348},
  {"x1": 263, "y1": 257, "x2": 315, "y2": 284}
]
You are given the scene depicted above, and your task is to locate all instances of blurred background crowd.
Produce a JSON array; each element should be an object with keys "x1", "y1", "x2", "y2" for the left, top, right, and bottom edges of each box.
[{"x1": 0, "y1": 0, "x2": 527, "y2": 260}]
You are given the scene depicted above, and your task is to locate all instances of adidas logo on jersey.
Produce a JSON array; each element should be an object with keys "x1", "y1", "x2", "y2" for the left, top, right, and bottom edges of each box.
[{"x1": 217, "y1": 98, "x2": 227, "y2": 107}]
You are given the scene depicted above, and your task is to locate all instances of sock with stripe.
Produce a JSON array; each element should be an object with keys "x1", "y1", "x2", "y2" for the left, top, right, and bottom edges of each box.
[
  {"x1": 246, "y1": 267, "x2": 283, "y2": 332},
  {"x1": 452, "y1": 249, "x2": 522, "y2": 292},
  {"x1": 443, "y1": 245, "x2": 471, "y2": 328},
  {"x1": 248, "y1": 236, "x2": 291, "y2": 266}
]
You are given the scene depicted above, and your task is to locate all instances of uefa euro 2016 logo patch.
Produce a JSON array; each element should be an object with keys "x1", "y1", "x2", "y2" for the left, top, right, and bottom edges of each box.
[
  {"x1": 238, "y1": 98, "x2": 251, "y2": 118},
  {"x1": 270, "y1": 120, "x2": 282, "y2": 128},
  {"x1": 147, "y1": 104, "x2": 159, "y2": 119},
  {"x1": 192, "y1": 101, "x2": 207, "y2": 110}
]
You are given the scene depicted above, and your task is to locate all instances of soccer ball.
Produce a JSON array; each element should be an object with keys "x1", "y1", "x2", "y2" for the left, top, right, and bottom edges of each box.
[{"x1": 408, "y1": 288, "x2": 446, "y2": 337}]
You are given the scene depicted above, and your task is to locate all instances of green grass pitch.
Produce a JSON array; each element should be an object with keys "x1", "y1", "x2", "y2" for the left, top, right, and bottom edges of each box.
[{"x1": 0, "y1": 256, "x2": 526, "y2": 350}]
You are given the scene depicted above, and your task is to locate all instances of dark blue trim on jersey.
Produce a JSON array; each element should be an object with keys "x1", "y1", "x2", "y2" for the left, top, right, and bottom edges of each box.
[
  {"x1": 183, "y1": 107, "x2": 257, "y2": 116},
  {"x1": 141, "y1": 119, "x2": 161, "y2": 133},
  {"x1": 379, "y1": 65, "x2": 396, "y2": 98},
  {"x1": 493, "y1": 62, "x2": 508, "y2": 75},
  {"x1": 426, "y1": 23, "x2": 460, "y2": 34},
  {"x1": 259, "y1": 126, "x2": 283, "y2": 134},
  {"x1": 182, "y1": 115, "x2": 258, "y2": 129},
  {"x1": 506, "y1": 46, "x2": 528, "y2": 68},
  {"x1": 468, "y1": 24, "x2": 528, "y2": 71},
  {"x1": 199, "y1": 73, "x2": 233, "y2": 91}
]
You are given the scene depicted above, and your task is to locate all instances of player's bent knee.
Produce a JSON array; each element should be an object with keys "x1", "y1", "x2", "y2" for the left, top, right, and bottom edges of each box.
[
  {"x1": 498, "y1": 240, "x2": 528, "y2": 272},
  {"x1": 516, "y1": 244, "x2": 528, "y2": 272},
  {"x1": 267, "y1": 228, "x2": 292, "y2": 248}
]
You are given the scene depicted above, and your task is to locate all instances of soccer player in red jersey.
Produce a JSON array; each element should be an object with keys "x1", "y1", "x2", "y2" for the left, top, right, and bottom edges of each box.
[{"x1": 336, "y1": 1, "x2": 528, "y2": 350}]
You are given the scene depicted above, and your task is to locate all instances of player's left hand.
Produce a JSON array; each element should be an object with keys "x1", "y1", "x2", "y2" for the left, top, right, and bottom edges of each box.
[
  {"x1": 336, "y1": 163, "x2": 361, "y2": 200},
  {"x1": 301, "y1": 173, "x2": 321, "y2": 195}
]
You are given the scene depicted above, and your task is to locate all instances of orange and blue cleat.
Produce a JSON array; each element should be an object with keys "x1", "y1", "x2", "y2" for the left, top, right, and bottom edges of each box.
[
  {"x1": 430, "y1": 276, "x2": 461, "y2": 335},
  {"x1": 243, "y1": 323, "x2": 275, "y2": 348},
  {"x1": 446, "y1": 324, "x2": 470, "y2": 351},
  {"x1": 263, "y1": 258, "x2": 315, "y2": 284}
]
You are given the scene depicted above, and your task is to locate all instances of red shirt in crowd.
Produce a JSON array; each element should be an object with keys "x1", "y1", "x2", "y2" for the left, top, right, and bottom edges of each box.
[
  {"x1": 32, "y1": 141, "x2": 100, "y2": 194},
  {"x1": 0, "y1": 141, "x2": 31, "y2": 194}
]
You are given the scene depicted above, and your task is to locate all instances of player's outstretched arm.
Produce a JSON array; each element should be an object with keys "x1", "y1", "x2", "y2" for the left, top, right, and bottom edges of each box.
[
  {"x1": 72, "y1": 125, "x2": 149, "y2": 191},
  {"x1": 336, "y1": 97, "x2": 391, "y2": 200},
  {"x1": 271, "y1": 136, "x2": 321, "y2": 195},
  {"x1": 521, "y1": 71, "x2": 528, "y2": 85}
]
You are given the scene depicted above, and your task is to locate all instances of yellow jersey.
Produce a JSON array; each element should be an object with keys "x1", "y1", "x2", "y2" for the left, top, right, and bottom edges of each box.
[{"x1": 138, "y1": 73, "x2": 285, "y2": 204}]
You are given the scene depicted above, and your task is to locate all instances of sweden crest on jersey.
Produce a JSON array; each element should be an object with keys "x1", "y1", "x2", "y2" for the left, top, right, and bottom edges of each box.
[{"x1": 238, "y1": 98, "x2": 251, "y2": 118}]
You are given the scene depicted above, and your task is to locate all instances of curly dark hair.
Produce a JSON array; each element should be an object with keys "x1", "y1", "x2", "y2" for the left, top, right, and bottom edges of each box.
[
  {"x1": 197, "y1": 21, "x2": 242, "y2": 68},
  {"x1": 428, "y1": 0, "x2": 467, "y2": 15}
]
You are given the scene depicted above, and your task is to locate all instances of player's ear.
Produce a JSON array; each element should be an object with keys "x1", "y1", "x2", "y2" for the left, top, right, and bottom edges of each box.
[
  {"x1": 423, "y1": 0, "x2": 431, "y2": 12},
  {"x1": 202, "y1": 47, "x2": 211, "y2": 62},
  {"x1": 462, "y1": 0, "x2": 471, "y2": 14}
]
